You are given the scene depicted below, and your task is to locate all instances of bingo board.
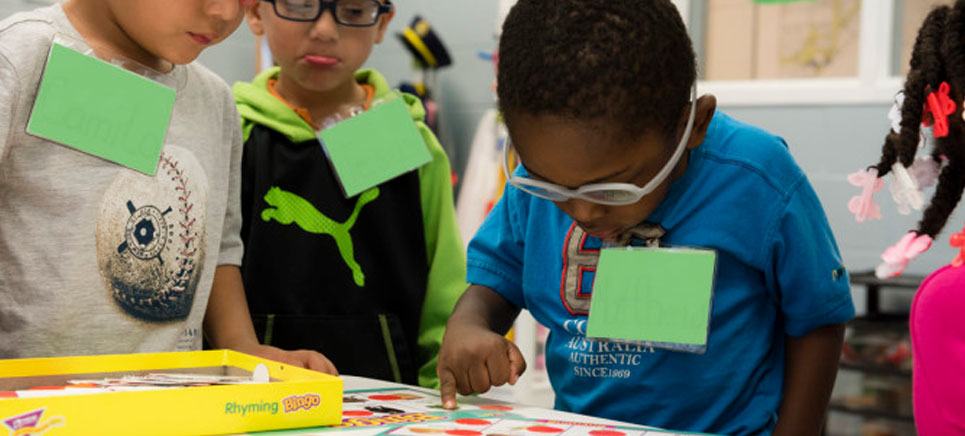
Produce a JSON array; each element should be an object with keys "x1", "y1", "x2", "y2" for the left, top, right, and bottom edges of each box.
[{"x1": 252, "y1": 388, "x2": 711, "y2": 436}]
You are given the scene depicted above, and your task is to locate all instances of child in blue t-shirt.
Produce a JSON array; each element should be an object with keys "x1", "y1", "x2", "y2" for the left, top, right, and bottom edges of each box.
[{"x1": 437, "y1": 1, "x2": 855, "y2": 435}]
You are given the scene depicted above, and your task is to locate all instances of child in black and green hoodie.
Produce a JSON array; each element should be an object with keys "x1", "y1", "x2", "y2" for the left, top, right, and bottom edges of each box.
[{"x1": 233, "y1": 0, "x2": 466, "y2": 388}]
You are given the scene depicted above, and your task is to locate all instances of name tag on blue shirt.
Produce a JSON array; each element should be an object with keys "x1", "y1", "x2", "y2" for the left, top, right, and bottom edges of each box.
[{"x1": 587, "y1": 247, "x2": 717, "y2": 354}]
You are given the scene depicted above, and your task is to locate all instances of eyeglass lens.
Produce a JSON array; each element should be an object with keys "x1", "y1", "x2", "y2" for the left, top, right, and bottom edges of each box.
[{"x1": 274, "y1": 0, "x2": 383, "y2": 26}]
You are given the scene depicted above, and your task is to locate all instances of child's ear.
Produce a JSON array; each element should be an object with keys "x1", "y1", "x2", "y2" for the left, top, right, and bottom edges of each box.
[
  {"x1": 245, "y1": 2, "x2": 267, "y2": 36},
  {"x1": 373, "y1": 7, "x2": 395, "y2": 44},
  {"x1": 685, "y1": 94, "x2": 717, "y2": 150}
]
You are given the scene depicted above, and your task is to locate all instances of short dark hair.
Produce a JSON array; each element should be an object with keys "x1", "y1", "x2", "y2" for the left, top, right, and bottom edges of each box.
[{"x1": 496, "y1": 0, "x2": 696, "y2": 141}]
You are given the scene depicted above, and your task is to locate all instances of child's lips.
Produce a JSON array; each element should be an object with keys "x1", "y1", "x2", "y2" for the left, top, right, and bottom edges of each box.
[
  {"x1": 188, "y1": 32, "x2": 216, "y2": 45},
  {"x1": 304, "y1": 55, "x2": 339, "y2": 66}
]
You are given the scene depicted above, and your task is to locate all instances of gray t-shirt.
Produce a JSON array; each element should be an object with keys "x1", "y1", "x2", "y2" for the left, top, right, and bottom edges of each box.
[{"x1": 0, "y1": 5, "x2": 244, "y2": 357}]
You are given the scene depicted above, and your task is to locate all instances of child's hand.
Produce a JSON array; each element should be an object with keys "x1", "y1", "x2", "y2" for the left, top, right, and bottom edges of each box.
[
  {"x1": 437, "y1": 320, "x2": 526, "y2": 409},
  {"x1": 244, "y1": 344, "x2": 339, "y2": 376}
]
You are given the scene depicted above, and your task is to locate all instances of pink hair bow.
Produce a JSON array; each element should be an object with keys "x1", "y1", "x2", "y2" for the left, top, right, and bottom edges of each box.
[
  {"x1": 923, "y1": 82, "x2": 956, "y2": 138},
  {"x1": 848, "y1": 168, "x2": 883, "y2": 222},
  {"x1": 875, "y1": 232, "x2": 933, "y2": 279},
  {"x1": 951, "y1": 228, "x2": 965, "y2": 267}
]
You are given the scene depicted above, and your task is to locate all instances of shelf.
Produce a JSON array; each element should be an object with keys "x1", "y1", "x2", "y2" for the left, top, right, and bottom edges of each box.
[
  {"x1": 849, "y1": 271, "x2": 925, "y2": 289},
  {"x1": 825, "y1": 272, "x2": 920, "y2": 435},
  {"x1": 828, "y1": 401, "x2": 914, "y2": 423},
  {"x1": 848, "y1": 316, "x2": 911, "y2": 327},
  {"x1": 839, "y1": 361, "x2": 911, "y2": 378}
]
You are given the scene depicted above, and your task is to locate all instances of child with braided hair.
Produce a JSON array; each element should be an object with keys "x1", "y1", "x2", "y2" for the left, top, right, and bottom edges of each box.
[{"x1": 851, "y1": 3, "x2": 965, "y2": 434}]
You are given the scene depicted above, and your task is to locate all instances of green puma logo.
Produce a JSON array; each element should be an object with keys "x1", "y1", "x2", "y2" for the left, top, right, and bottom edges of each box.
[{"x1": 261, "y1": 187, "x2": 380, "y2": 286}]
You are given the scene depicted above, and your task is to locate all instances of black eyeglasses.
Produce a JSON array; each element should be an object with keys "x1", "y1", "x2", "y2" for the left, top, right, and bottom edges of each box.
[{"x1": 263, "y1": 0, "x2": 392, "y2": 27}]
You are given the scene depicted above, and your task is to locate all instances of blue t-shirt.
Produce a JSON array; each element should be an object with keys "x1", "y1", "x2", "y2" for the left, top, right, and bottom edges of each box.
[{"x1": 467, "y1": 111, "x2": 855, "y2": 436}]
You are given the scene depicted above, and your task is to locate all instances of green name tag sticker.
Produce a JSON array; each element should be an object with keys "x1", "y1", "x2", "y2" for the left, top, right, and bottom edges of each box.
[
  {"x1": 586, "y1": 247, "x2": 717, "y2": 353},
  {"x1": 26, "y1": 42, "x2": 176, "y2": 176},
  {"x1": 318, "y1": 97, "x2": 432, "y2": 198}
]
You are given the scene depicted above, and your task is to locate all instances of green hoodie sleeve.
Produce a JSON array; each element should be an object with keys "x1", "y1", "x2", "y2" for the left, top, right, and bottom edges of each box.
[{"x1": 415, "y1": 122, "x2": 468, "y2": 389}]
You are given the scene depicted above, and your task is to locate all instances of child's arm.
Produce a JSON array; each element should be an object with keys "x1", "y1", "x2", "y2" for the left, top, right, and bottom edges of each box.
[
  {"x1": 762, "y1": 168, "x2": 854, "y2": 434},
  {"x1": 203, "y1": 265, "x2": 338, "y2": 375},
  {"x1": 437, "y1": 284, "x2": 525, "y2": 409},
  {"x1": 208, "y1": 90, "x2": 336, "y2": 373},
  {"x1": 772, "y1": 323, "x2": 845, "y2": 436}
]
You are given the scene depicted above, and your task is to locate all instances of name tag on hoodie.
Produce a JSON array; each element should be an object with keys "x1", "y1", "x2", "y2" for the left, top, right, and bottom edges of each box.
[{"x1": 318, "y1": 97, "x2": 431, "y2": 198}]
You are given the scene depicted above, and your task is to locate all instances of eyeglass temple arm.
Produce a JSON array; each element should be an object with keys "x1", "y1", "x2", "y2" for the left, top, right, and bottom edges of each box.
[{"x1": 640, "y1": 83, "x2": 698, "y2": 193}]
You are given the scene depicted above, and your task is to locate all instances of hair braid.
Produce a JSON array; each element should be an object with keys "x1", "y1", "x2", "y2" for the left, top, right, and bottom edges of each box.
[
  {"x1": 917, "y1": 150, "x2": 965, "y2": 238},
  {"x1": 915, "y1": 2, "x2": 965, "y2": 238},
  {"x1": 877, "y1": 6, "x2": 950, "y2": 175}
]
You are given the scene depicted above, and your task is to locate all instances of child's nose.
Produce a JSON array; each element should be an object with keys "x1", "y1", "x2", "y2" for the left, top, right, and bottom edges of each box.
[
  {"x1": 204, "y1": 0, "x2": 242, "y2": 21},
  {"x1": 565, "y1": 199, "x2": 606, "y2": 224},
  {"x1": 309, "y1": 10, "x2": 340, "y2": 41}
]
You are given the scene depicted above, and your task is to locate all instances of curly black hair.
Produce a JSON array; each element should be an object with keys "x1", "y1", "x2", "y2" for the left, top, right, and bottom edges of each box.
[
  {"x1": 496, "y1": 0, "x2": 695, "y2": 142},
  {"x1": 873, "y1": 1, "x2": 965, "y2": 241}
]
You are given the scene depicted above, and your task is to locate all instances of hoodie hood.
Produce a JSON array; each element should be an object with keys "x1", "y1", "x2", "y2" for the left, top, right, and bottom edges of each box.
[{"x1": 233, "y1": 67, "x2": 427, "y2": 143}]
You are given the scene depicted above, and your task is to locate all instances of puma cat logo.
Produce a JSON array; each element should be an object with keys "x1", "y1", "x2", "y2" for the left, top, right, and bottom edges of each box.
[{"x1": 261, "y1": 187, "x2": 380, "y2": 286}]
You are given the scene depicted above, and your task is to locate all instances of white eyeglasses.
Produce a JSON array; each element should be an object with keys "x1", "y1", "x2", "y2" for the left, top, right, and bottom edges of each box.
[{"x1": 503, "y1": 84, "x2": 698, "y2": 206}]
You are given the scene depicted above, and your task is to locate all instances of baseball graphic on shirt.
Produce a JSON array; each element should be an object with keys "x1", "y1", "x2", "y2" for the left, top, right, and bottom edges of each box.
[{"x1": 95, "y1": 145, "x2": 208, "y2": 322}]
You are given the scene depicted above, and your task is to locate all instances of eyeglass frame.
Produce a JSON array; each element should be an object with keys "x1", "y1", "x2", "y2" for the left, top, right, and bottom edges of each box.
[
  {"x1": 261, "y1": 0, "x2": 393, "y2": 27},
  {"x1": 502, "y1": 83, "x2": 698, "y2": 206}
]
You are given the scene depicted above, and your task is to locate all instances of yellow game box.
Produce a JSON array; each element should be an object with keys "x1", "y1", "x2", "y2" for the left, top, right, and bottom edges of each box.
[{"x1": 0, "y1": 350, "x2": 342, "y2": 436}]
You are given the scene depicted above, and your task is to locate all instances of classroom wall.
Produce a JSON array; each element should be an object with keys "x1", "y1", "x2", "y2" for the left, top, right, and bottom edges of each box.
[
  {"x1": 197, "y1": 19, "x2": 260, "y2": 88},
  {"x1": 2, "y1": 0, "x2": 959, "y2": 286}
]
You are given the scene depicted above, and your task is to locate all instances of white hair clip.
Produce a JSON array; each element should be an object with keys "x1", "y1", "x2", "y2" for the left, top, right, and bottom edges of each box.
[
  {"x1": 888, "y1": 92, "x2": 928, "y2": 148},
  {"x1": 889, "y1": 163, "x2": 924, "y2": 215},
  {"x1": 888, "y1": 93, "x2": 903, "y2": 134}
]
